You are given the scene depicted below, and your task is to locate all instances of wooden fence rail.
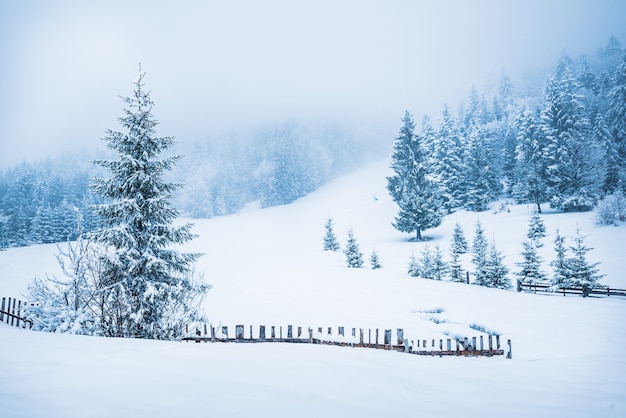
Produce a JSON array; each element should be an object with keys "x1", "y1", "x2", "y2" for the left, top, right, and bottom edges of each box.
[
  {"x1": 183, "y1": 323, "x2": 511, "y2": 359},
  {"x1": 0, "y1": 297, "x2": 33, "y2": 329},
  {"x1": 517, "y1": 281, "x2": 626, "y2": 297}
]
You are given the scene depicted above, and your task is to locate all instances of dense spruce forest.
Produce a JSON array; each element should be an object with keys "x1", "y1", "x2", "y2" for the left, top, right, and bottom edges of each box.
[{"x1": 1, "y1": 36, "x2": 625, "y2": 248}]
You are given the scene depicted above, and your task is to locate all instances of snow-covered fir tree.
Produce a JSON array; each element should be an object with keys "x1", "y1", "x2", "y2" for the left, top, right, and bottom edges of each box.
[
  {"x1": 447, "y1": 225, "x2": 466, "y2": 282},
  {"x1": 323, "y1": 217, "x2": 340, "y2": 251},
  {"x1": 512, "y1": 109, "x2": 550, "y2": 213},
  {"x1": 550, "y1": 228, "x2": 570, "y2": 289},
  {"x1": 428, "y1": 244, "x2": 448, "y2": 281},
  {"x1": 462, "y1": 122, "x2": 500, "y2": 211},
  {"x1": 606, "y1": 52, "x2": 626, "y2": 189},
  {"x1": 432, "y1": 105, "x2": 466, "y2": 213},
  {"x1": 407, "y1": 251, "x2": 419, "y2": 277},
  {"x1": 387, "y1": 110, "x2": 444, "y2": 240},
  {"x1": 541, "y1": 56, "x2": 604, "y2": 211},
  {"x1": 344, "y1": 228, "x2": 364, "y2": 268},
  {"x1": 369, "y1": 247, "x2": 382, "y2": 270},
  {"x1": 484, "y1": 240, "x2": 511, "y2": 289},
  {"x1": 89, "y1": 73, "x2": 209, "y2": 339},
  {"x1": 471, "y1": 220, "x2": 489, "y2": 285},
  {"x1": 527, "y1": 212, "x2": 547, "y2": 247},
  {"x1": 566, "y1": 227, "x2": 604, "y2": 296},
  {"x1": 515, "y1": 240, "x2": 547, "y2": 285}
]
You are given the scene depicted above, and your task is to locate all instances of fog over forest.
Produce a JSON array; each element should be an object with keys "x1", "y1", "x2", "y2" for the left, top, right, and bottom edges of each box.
[{"x1": 1, "y1": 0, "x2": 626, "y2": 167}]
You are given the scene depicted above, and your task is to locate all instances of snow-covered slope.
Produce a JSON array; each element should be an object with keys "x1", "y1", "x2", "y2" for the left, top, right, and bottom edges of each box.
[{"x1": 1, "y1": 159, "x2": 625, "y2": 417}]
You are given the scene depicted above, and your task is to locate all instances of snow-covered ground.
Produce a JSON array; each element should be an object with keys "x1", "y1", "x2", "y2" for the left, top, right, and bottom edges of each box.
[{"x1": 1, "y1": 159, "x2": 625, "y2": 417}]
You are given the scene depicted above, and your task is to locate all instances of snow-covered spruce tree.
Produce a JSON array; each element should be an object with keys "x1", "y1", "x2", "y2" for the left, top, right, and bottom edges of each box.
[
  {"x1": 484, "y1": 240, "x2": 511, "y2": 289},
  {"x1": 343, "y1": 228, "x2": 364, "y2": 268},
  {"x1": 540, "y1": 56, "x2": 605, "y2": 211},
  {"x1": 607, "y1": 52, "x2": 626, "y2": 189},
  {"x1": 512, "y1": 109, "x2": 550, "y2": 213},
  {"x1": 387, "y1": 110, "x2": 444, "y2": 241},
  {"x1": 515, "y1": 240, "x2": 547, "y2": 285},
  {"x1": 433, "y1": 104, "x2": 466, "y2": 213},
  {"x1": 471, "y1": 220, "x2": 489, "y2": 286},
  {"x1": 407, "y1": 251, "x2": 419, "y2": 277},
  {"x1": 527, "y1": 212, "x2": 547, "y2": 247},
  {"x1": 449, "y1": 222, "x2": 469, "y2": 282},
  {"x1": 462, "y1": 123, "x2": 500, "y2": 212},
  {"x1": 566, "y1": 227, "x2": 604, "y2": 296},
  {"x1": 89, "y1": 73, "x2": 208, "y2": 339},
  {"x1": 369, "y1": 247, "x2": 382, "y2": 270},
  {"x1": 323, "y1": 217, "x2": 340, "y2": 251},
  {"x1": 550, "y1": 228, "x2": 570, "y2": 289},
  {"x1": 430, "y1": 244, "x2": 448, "y2": 281}
]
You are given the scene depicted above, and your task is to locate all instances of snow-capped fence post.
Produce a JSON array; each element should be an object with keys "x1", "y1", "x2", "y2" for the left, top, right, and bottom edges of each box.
[
  {"x1": 404, "y1": 339, "x2": 410, "y2": 353},
  {"x1": 259, "y1": 325, "x2": 266, "y2": 340},
  {"x1": 466, "y1": 271, "x2": 470, "y2": 284},
  {"x1": 375, "y1": 329, "x2": 379, "y2": 345},
  {"x1": 249, "y1": 325, "x2": 253, "y2": 340},
  {"x1": 210, "y1": 326, "x2": 215, "y2": 342},
  {"x1": 338, "y1": 326, "x2": 344, "y2": 337},
  {"x1": 447, "y1": 339, "x2": 451, "y2": 351},
  {"x1": 471, "y1": 337, "x2": 476, "y2": 350},
  {"x1": 480, "y1": 336, "x2": 484, "y2": 351},
  {"x1": 279, "y1": 326, "x2": 283, "y2": 339},
  {"x1": 396, "y1": 329, "x2": 404, "y2": 345},
  {"x1": 507, "y1": 339, "x2": 512, "y2": 359},
  {"x1": 488, "y1": 335, "x2": 493, "y2": 350},
  {"x1": 384, "y1": 329, "x2": 391, "y2": 346},
  {"x1": 308, "y1": 327, "x2": 313, "y2": 344},
  {"x1": 236, "y1": 325, "x2": 244, "y2": 340},
  {"x1": 287, "y1": 325, "x2": 293, "y2": 339},
  {"x1": 359, "y1": 328, "x2": 364, "y2": 344}
]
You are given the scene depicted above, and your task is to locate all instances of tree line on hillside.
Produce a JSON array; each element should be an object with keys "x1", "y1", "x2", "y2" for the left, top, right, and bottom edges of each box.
[
  {"x1": 0, "y1": 122, "x2": 370, "y2": 248},
  {"x1": 387, "y1": 37, "x2": 626, "y2": 241}
]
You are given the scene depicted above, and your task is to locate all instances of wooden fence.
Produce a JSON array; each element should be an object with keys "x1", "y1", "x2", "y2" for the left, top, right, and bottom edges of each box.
[
  {"x1": 183, "y1": 324, "x2": 512, "y2": 359},
  {"x1": 0, "y1": 297, "x2": 33, "y2": 329},
  {"x1": 516, "y1": 281, "x2": 626, "y2": 298}
]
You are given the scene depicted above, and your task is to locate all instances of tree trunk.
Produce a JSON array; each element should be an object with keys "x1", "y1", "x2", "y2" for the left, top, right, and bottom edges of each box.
[
  {"x1": 416, "y1": 228, "x2": 422, "y2": 241},
  {"x1": 536, "y1": 202, "x2": 542, "y2": 214}
]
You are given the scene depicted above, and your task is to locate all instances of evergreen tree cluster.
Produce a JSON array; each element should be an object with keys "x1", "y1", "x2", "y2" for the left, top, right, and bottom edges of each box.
[
  {"x1": 0, "y1": 156, "x2": 102, "y2": 246},
  {"x1": 394, "y1": 37, "x2": 626, "y2": 217}
]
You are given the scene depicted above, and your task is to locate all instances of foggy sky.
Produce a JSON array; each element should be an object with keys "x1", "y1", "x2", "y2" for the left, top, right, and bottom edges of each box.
[{"x1": 1, "y1": 0, "x2": 626, "y2": 168}]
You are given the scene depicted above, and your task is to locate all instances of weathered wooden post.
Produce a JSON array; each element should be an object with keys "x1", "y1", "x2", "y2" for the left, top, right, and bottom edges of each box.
[
  {"x1": 480, "y1": 335, "x2": 484, "y2": 351},
  {"x1": 249, "y1": 325, "x2": 253, "y2": 340},
  {"x1": 466, "y1": 271, "x2": 470, "y2": 284},
  {"x1": 359, "y1": 328, "x2": 364, "y2": 344},
  {"x1": 446, "y1": 339, "x2": 451, "y2": 351},
  {"x1": 259, "y1": 325, "x2": 266, "y2": 340},
  {"x1": 375, "y1": 329, "x2": 379, "y2": 345},
  {"x1": 271, "y1": 326, "x2": 276, "y2": 339},
  {"x1": 507, "y1": 339, "x2": 512, "y2": 359},
  {"x1": 496, "y1": 335, "x2": 501, "y2": 350},
  {"x1": 488, "y1": 335, "x2": 493, "y2": 350},
  {"x1": 280, "y1": 326, "x2": 283, "y2": 339},
  {"x1": 338, "y1": 326, "x2": 344, "y2": 337},
  {"x1": 287, "y1": 325, "x2": 293, "y2": 339},
  {"x1": 352, "y1": 328, "x2": 356, "y2": 338},
  {"x1": 222, "y1": 326, "x2": 228, "y2": 340},
  {"x1": 439, "y1": 339, "x2": 443, "y2": 351},
  {"x1": 327, "y1": 327, "x2": 332, "y2": 336},
  {"x1": 516, "y1": 279, "x2": 522, "y2": 292},
  {"x1": 309, "y1": 327, "x2": 313, "y2": 344},
  {"x1": 455, "y1": 339, "x2": 460, "y2": 352},
  {"x1": 17, "y1": 300, "x2": 22, "y2": 328},
  {"x1": 9, "y1": 297, "x2": 13, "y2": 326},
  {"x1": 404, "y1": 339, "x2": 410, "y2": 353},
  {"x1": 211, "y1": 326, "x2": 216, "y2": 342},
  {"x1": 236, "y1": 325, "x2": 244, "y2": 340},
  {"x1": 204, "y1": 323, "x2": 208, "y2": 336},
  {"x1": 297, "y1": 326, "x2": 302, "y2": 338},
  {"x1": 471, "y1": 337, "x2": 476, "y2": 351},
  {"x1": 368, "y1": 329, "x2": 372, "y2": 345},
  {"x1": 397, "y1": 329, "x2": 404, "y2": 345},
  {"x1": 384, "y1": 329, "x2": 391, "y2": 346},
  {"x1": 0, "y1": 297, "x2": 5, "y2": 322}
]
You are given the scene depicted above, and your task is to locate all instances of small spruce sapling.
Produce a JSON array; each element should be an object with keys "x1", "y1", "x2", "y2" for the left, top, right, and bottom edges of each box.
[
  {"x1": 323, "y1": 217, "x2": 340, "y2": 251},
  {"x1": 516, "y1": 240, "x2": 547, "y2": 285},
  {"x1": 407, "y1": 251, "x2": 420, "y2": 277},
  {"x1": 344, "y1": 228, "x2": 364, "y2": 268},
  {"x1": 370, "y1": 247, "x2": 382, "y2": 270},
  {"x1": 567, "y1": 227, "x2": 604, "y2": 296},
  {"x1": 527, "y1": 212, "x2": 547, "y2": 247},
  {"x1": 471, "y1": 220, "x2": 489, "y2": 285}
]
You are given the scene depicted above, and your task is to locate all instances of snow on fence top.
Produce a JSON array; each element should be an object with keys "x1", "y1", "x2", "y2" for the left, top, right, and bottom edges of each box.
[{"x1": 183, "y1": 323, "x2": 512, "y2": 359}]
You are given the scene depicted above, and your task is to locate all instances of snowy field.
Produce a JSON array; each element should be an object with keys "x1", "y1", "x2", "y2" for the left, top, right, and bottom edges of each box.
[{"x1": 1, "y1": 159, "x2": 625, "y2": 417}]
